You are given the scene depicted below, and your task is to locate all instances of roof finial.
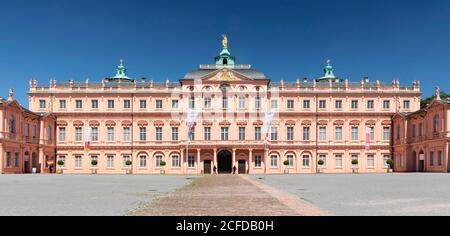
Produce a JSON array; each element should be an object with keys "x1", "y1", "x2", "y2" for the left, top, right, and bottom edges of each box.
[
  {"x1": 8, "y1": 88, "x2": 14, "y2": 101},
  {"x1": 116, "y1": 59, "x2": 126, "y2": 77},
  {"x1": 436, "y1": 86, "x2": 441, "y2": 100},
  {"x1": 324, "y1": 59, "x2": 335, "y2": 78},
  {"x1": 222, "y1": 34, "x2": 228, "y2": 48}
]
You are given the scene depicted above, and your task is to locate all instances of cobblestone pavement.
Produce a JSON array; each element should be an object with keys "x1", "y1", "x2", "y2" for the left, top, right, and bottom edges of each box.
[{"x1": 131, "y1": 175, "x2": 329, "y2": 216}]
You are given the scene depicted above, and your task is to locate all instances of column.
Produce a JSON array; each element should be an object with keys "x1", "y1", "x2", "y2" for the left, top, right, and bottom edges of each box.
[
  {"x1": 38, "y1": 148, "x2": 44, "y2": 173},
  {"x1": 197, "y1": 149, "x2": 201, "y2": 175},
  {"x1": 0, "y1": 144, "x2": 3, "y2": 173},
  {"x1": 249, "y1": 149, "x2": 253, "y2": 174},
  {"x1": 232, "y1": 149, "x2": 236, "y2": 174},
  {"x1": 0, "y1": 110, "x2": 4, "y2": 139},
  {"x1": 213, "y1": 148, "x2": 217, "y2": 174},
  {"x1": 181, "y1": 148, "x2": 185, "y2": 175},
  {"x1": 39, "y1": 120, "x2": 45, "y2": 145}
]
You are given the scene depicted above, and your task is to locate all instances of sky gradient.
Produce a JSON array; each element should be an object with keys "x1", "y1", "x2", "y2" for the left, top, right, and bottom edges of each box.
[{"x1": 1, "y1": 0, "x2": 449, "y2": 106}]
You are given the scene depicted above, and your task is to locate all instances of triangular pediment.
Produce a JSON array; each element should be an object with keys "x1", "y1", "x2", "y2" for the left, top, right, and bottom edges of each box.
[{"x1": 202, "y1": 68, "x2": 253, "y2": 82}]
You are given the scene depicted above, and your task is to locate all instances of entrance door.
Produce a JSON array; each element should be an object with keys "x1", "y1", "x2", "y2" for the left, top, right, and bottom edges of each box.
[
  {"x1": 24, "y1": 154, "x2": 30, "y2": 174},
  {"x1": 418, "y1": 160, "x2": 425, "y2": 172},
  {"x1": 218, "y1": 150, "x2": 232, "y2": 174},
  {"x1": 238, "y1": 160, "x2": 246, "y2": 174},
  {"x1": 204, "y1": 160, "x2": 212, "y2": 174}
]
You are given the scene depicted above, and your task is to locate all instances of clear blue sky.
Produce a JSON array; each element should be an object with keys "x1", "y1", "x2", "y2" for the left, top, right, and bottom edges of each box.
[{"x1": 1, "y1": 0, "x2": 449, "y2": 106}]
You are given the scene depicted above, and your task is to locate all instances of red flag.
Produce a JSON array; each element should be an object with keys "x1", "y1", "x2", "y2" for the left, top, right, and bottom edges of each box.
[{"x1": 365, "y1": 127, "x2": 371, "y2": 150}]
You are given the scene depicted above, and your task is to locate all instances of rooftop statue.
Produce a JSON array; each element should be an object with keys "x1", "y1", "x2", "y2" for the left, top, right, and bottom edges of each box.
[{"x1": 222, "y1": 34, "x2": 228, "y2": 48}]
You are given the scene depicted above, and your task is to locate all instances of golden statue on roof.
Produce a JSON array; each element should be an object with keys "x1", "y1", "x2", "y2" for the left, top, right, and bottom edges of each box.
[{"x1": 222, "y1": 34, "x2": 228, "y2": 48}]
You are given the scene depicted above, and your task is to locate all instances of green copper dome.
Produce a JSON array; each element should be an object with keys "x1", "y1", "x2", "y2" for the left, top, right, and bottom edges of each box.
[
  {"x1": 106, "y1": 60, "x2": 134, "y2": 82},
  {"x1": 316, "y1": 60, "x2": 342, "y2": 82}
]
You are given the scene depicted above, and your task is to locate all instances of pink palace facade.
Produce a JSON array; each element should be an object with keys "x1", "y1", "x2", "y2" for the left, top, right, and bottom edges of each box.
[{"x1": 1, "y1": 41, "x2": 426, "y2": 175}]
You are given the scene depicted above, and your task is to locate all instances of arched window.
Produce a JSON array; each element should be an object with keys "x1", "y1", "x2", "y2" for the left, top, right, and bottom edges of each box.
[
  {"x1": 223, "y1": 58, "x2": 228, "y2": 65},
  {"x1": 9, "y1": 115, "x2": 16, "y2": 134},
  {"x1": 433, "y1": 114, "x2": 439, "y2": 133},
  {"x1": 139, "y1": 155, "x2": 147, "y2": 168}
]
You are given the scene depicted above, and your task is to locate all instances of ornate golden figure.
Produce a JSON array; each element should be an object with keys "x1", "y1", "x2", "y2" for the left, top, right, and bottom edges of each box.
[{"x1": 222, "y1": 34, "x2": 228, "y2": 48}]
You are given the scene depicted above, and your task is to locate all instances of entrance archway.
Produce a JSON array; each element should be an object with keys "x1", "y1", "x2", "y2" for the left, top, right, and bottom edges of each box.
[
  {"x1": 217, "y1": 150, "x2": 232, "y2": 174},
  {"x1": 418, "y1": 151, "x2": 425, "y2": 172},
  {"x1": 24, "y1": 152, "x2": 30, "y2": 174}
]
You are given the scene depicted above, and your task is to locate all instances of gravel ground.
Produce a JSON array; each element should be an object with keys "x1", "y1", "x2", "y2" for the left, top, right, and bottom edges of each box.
[
  {"x1": 0, "y1": 175, "x2": 191, "y2": 216},
  {"x1": 251, "y1": 173, "x2": 450, "y2": 216},
  {"x1": 131, "y1": 175, "x2": 304, "y2": 216}
]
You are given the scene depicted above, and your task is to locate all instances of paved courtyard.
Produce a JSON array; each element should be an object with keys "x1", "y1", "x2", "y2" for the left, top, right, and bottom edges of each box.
[
  {"x1": 251, "y1": 173, "x2": 450, "y2": 216},
  {"x1": 0, "y1": 175, "x2": 190, "y2": 216}
]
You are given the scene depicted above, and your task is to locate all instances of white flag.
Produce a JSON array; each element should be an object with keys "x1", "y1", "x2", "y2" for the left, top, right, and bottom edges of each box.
[
  {"x1": 263, "y1": 109, "x2": 276, "y2": 141},
  {"x1": 187, "y1": 109, "x2": 198, "y2": 143}
]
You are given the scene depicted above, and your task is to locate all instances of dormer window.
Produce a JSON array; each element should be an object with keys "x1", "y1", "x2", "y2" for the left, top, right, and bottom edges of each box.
[
  {"x1": 9, "y1": 115, "x2": 16, "y2": 134},
  {"x1": 223, "y1": 59, "x2": 228, "y2": 65}
]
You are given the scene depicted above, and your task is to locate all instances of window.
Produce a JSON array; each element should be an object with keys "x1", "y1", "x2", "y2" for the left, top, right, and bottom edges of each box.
[
  {"x1": 91, "y1": 100, "x2": 98, "y2": 109},
  {"x1": 124, "y1": 100, "x2": 131, "y2": 109},
  {"x1": 335, "y1": 127, "x2": 343, "y2": 141},
  {"x1": 430, "y1": 151, "x2": 434, "y2": 166},
  {"x1": 188, "y1": 156, "x2": 195, "y2": 168},
  {"x1": 255, "y1": 155, "x2": 262, "y2": 167},
  {"x1": 14, "y1": 152, "x2": 19, "y2": 167},
  {"x1": 433, "y1": 115, "x2": 439, "y2": 133},
  {"x1": 222, "y1": 97, "x2": 229, "y2": 109},
  {"x1": 255, "y1": 127, "x2": 262, "y2": 141},
  {"x1": 172, "y1": 155, "x2": 180, "y2": 167},
  {"x1": 59, "y1": 127, "x2": 66, "y2": 141},
  {"x1": 370, "y1": 127, "x2": 375, "y2": 140},
  {"x1": 271, "y1": 127, "x2": 278, "y2": 141},
  {"x1": 25, "y1": 124, "x2": 30, "y2": 137},
  {"x1": 75, "y1": 156, "x2": 82, "y2": 168},
  {"x1": 107, "y1": 127, "x2": 114, "y2": 141},
  {"x1": 6, "y1": 152, "x2": 11, "y2": 167},
  {"x1": 383, "y1": 127, "x2": 390, "y2": 141},
  {"x1": 58, "y1": 156, "x2": 66, "y2": 168},
  {"x1": 271, "y1": 100, "x2": 278, "y2": 109},
  {"x1": 140, "y1": 100, "x2": 147, "y2": 109},
  {"x1": 351, "y1": 127, "x2": 358, "y2": 141},
  {"x1": 172, "y1": 100, "x2": 179, "y2": 109},
  {"x1": 189, "y1": 97, "x2": 195, "y2": 109},
  {"x1": 123, "y1": 156, "x2": 131, "y2": 167},
  {"x1": 319, "y1": 127, "x2": 327, "y2": 141},
  {"x1": 319, "y1": 100, "x2": 326, "y2": 109},
  {"x1": 221, "y1": 127, "x2": 229, "y2": 141},
  {"x1": 189, "y1": 129, "x2": 195, "y2": 141},
  {"x1": 59, "y1": 100, "x2": 66, "y2": 109},
  {"x1": 412, "y1": 124, "x2": 417, "y2": 138},
  {"x1": 351, "y1": 100, "x2": 358, "y2": 109},
  {"x1": 303, "y1": 127, "x2": 310, "y2": 141},
  {"x1": 383, "y1": 100, "x2": 390, "y2": 109},
  {"x1": 75, "y1": 127, "x2": 82, "y2": 141},
  {"x1": 303, "y1": 100, "x2": 310, "y2": 109},
  {"x1": 47, "y1": 126, "x2": 52, "y2": 141},
  {"x1": 287, "y1": 100, "x2": 294, "y2": 109},
  {"x1": 319, "y1": 155, "x2": 326, "y2": 166},
  {"x1": 91, "y1": 156, "x2": 98, "y2": 167},
  {"x1": 287, "y1": 127, "x2": 294, "y2": 141},
  {"x1": 238, "y1": 96, "x2": 245, "y2": 109},
  {"x1": 302, "y1": 155, "x2": 309, "y2": 167},
  {"x1": 403, "y1": 100, "x2": 410, "y2": 109},
  {"x1": 383, "y1": 155, "x2": 390, "y2": 168},
  {"x1": 204, "y1": 127, "x2": 211, "y2": 141},
  {"x1": 156, "y1": 100, "x2": 163, "y2": 109},
  {"x1": 352, "y1": 155, "x2": 359, "y2": 166},
  {"x1": 108, "y1": 100, "x2": 115, "y2": 109},
  {"x1": 76, "y1": 100, "x2": 83, "y2": 109},
  {"x1": 91, "y1": 127, "x2": 98, "y2": 141},
  {"x1": 39, "y1": 100, "x2": 46, "y2": 109},
  {"x1": 155, "y1": 155, "x2": 163, "y2": 167},
  {"x1": 255, "y1": 97, "x2": 261, "y2": 109},
  {"x1": 335, "y1": 155, "x2": 343, "y2": 168},
  {"x1": 139, "y1": 155, "x2": 147, "y2": 167},
  {"x1": 123, "y1": 127, "x2": 130, "y2": 141},
  {"x1": 335, "y1": 100, "x2": 342, "y2": 109},
  {"x1": 419, "y1": 123, "x2": 423, "y2": 137},
  {"x1": 9, "y1": 116, "x2": 15, "y2": 134},
  {"x1": 271, "y1": 155, "x2": 278, "y2": 167},
  {"x1": 140, "y1": 127, "x2": 147, "y2": 141},
  {"x1": 367, "y1": 100, "x2": 374, "y2": 109},
  {"x1": 107, "y1": 156, "x2": 114, "y2": 168},
  {"x1": 204, "y1": 97, "x2": 212, "y2": 109},
  {"x1": 396, "y1": 125, "x2": 401, "y2": 140},
  {"x1": 172, "y1": 128, "x2": 179, "y2": 141},
  {"x1": 239, "y1": 127, "x2": 246, "y2": 141},
  {"x1": 438, "y1": 151, "x2": 443, "y2": 166},
  {"x1": 367, "y1": 155, "x2": 375, "y2": 168},
  {"x1": 287, "y1": 155, "x2": 294, "y2": 167},
  {"x1": 156, "y1": 127, "x2": 162, "y2": 141}
]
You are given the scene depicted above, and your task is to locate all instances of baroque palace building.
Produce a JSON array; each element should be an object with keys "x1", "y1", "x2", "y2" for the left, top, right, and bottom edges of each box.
[{"x1": 2, "y1": 38, "x2": 426, "y2": 174}]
